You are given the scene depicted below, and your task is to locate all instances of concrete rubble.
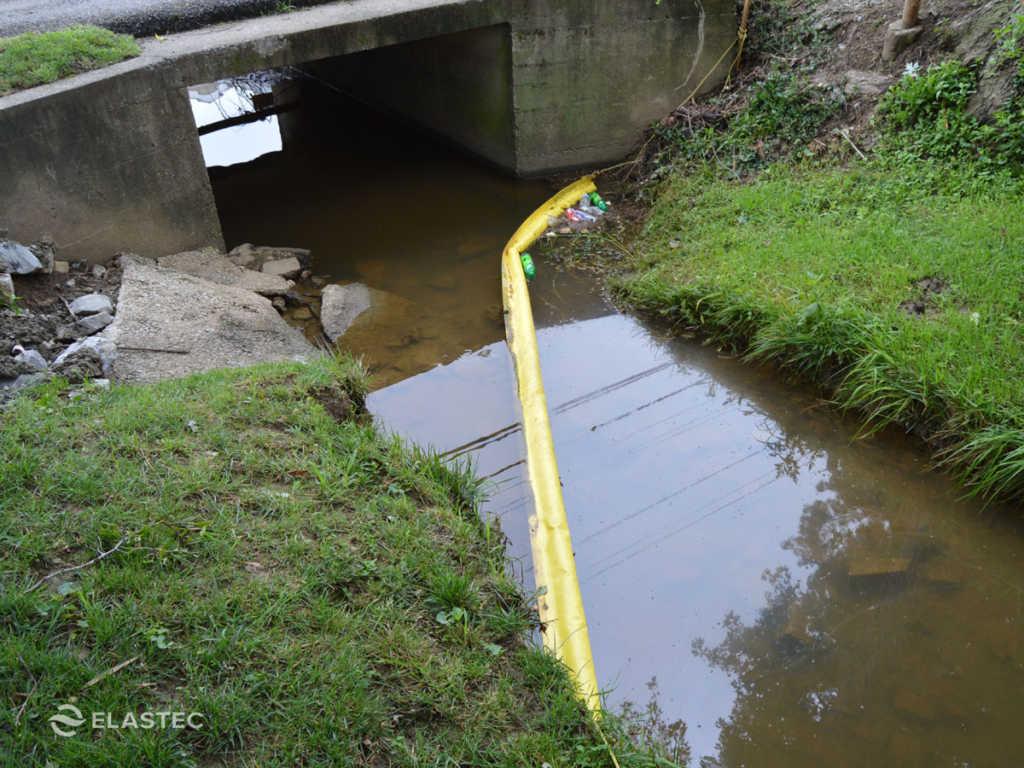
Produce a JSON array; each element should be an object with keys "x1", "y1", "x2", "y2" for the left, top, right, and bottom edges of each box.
[
  {"x1": 158, "y1": 248, "x2": 295, "y2": 296},
  {"x1": 1, "y1": 236, "x2": 334, "y2": 401},
  {"x1": 104, "y1": 256, "x2": 315, "y2": 383}
]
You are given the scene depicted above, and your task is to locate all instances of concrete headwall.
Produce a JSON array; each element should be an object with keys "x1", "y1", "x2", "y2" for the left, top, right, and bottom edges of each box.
[
  {"x1": 0, "y1": 0, "x2": 734, "y2": 263},
  {"x1": 509, "y1": 0, "x2": 736, "y2": 174},
  {"x1": 0, "y1": 68, "x2": 224, "y2": 263}
]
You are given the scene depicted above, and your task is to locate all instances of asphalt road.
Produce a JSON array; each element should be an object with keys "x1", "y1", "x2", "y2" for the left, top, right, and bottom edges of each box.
[{"x1": 0, "y1": 0, "x2": 342, "y2": 37}]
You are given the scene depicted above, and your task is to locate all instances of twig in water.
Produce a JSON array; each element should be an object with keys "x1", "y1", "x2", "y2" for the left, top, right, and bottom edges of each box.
[{"x1": 26, "y1": 536, "x2": 127, "y2": 592}]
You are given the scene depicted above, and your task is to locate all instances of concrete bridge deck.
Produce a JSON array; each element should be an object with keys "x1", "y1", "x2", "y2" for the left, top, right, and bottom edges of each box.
[{"x1": 0, "y1": 0, "x2": 734, "y2": 263}]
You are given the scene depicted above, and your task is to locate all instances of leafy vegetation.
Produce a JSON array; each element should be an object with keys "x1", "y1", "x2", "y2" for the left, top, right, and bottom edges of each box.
[
  {"x1": 656, "y1": 73, "x2": 839, "y2": 175},
  {"x1": 995, "y1": 11, "x2": 1024, "y2": 76},
  {"x1": 0, "y1": 358, "x2": 650, "y2": 766},
  {"x1": 0, "y1": 25, "x2": 139, "y2": 96},
  {"x1": 876, "y1": 60, "x2": 1024, "y2": 176}
]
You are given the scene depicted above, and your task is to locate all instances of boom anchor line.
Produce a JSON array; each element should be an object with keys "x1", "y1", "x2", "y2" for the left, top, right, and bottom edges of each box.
[{"x1": 500, "y1": 177, "x2": 601, "y2": 712}]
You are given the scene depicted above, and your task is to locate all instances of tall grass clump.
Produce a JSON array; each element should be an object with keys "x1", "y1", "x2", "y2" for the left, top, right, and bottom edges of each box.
[{"x1": 623, "y1": 161, "x2": 1024, "y2": 503}]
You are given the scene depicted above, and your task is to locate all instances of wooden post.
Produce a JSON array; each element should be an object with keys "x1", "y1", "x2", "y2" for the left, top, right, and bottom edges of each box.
[{"x1": 902, "y1": 0, "x2": 921, "y2": 28}]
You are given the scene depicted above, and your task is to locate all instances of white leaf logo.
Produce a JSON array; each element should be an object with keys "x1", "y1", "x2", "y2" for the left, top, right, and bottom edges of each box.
[{"x1": 49, "y1": 703, "x2": 86, "y2": 737}]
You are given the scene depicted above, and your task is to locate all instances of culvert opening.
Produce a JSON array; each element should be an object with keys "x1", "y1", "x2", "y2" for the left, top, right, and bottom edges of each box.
[
  {"x1": 189, "y1": 70, "x2": 293, "y2": 168},
  {"x1": 184, "y1": 33, "x2": 562, "y2": 388}
]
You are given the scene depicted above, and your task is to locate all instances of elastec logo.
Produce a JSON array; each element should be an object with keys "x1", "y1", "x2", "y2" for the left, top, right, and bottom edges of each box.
[
  {"x1": 48, "y1": 704, "x2": 86, "y2": 737},
  {"x1": 47, "y1": 703, "x2": 204, "y2": 738}
]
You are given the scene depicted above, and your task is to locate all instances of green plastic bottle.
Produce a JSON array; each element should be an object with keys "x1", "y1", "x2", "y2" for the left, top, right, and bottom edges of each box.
[
  {"x1": 590, "y1": 193, "x2": 609, "y2": 212},
  {"x1": 520, "y1": 252, "x2": 536, "y2": 281}
]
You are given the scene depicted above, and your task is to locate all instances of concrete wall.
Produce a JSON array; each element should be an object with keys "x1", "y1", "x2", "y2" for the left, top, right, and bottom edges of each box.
[
  {"x1": 509, "y1": 0, "x2": 736, "y2": 174},
  {"x1": 314, "y1": 25, "x2": 515, "y2": 169},
  {"x1": 0, "y1": 0, "x2": 734, "y2": 263}
]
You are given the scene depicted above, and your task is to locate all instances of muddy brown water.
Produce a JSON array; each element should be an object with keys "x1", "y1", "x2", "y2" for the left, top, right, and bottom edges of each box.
[{"x1": 199, "y1": 81, "x2": 1024, "y2": 766}]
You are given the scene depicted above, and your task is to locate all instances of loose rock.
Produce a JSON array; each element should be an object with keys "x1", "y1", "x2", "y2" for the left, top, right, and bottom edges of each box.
[
  {"x1": 0, "y1": 236, "x2": 43, "y2": 275},
  {"x1": 261, "y1": 257, "x2": 302, "y2": 279},
  {"x1": 69, "y1": 293, "x2": 113, "y2": 317},
  {"x1": 13, "y1": 348, "x2": 47, "y2": 371},
  {"x1": 59, "y1": 311, "x2": 115, "y2": 339},
  {"x1": 228, "y1": 243, "x2": 311, "y2": 271}
]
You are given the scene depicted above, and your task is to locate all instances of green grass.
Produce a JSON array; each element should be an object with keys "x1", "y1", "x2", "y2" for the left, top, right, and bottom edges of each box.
[
  {"x1": 621, "y1": 161, "x2": 1024, "y2": 502},
  {"x1": 0, "y1": 358, "x2": 642, "y2": 766},
  {"x1": 0, "y1": 25, "x2": 140, "y2": 96}
]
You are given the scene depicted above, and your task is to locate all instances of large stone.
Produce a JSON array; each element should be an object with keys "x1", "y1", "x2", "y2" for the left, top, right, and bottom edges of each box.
[
  {"x1": 158, "y1": 248, "x2": 294, "y2": 297},
  {"x1": 320, "y1": 283, "x2": 373, "y2": 342},
  {"x1": 69, "y1": 293, "x2": 113, "y2": 317},
  {"x1": 0, "y1": 237, "x2": 42, "y2": 275},
  {"x1": 104, "y1": 256, "x2": 316, "y2": 383}
]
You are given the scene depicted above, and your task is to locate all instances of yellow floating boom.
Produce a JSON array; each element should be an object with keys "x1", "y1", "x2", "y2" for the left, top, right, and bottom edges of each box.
[{"x1": 500, "y1": 176, "x2": 600, "y2": 712}]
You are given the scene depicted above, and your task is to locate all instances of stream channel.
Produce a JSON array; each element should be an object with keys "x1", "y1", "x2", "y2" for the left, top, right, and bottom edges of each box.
[{"x1": 193, "y1": 76, "x2": 1024, "y2": 766}]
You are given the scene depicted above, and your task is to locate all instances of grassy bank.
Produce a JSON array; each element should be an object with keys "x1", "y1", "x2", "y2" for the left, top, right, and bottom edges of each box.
[
  {"x1": 599, "y1": 8, "x2": 1024, "y2": 504},
  {"x1": 0, "y1": 358, "x2": 632, "y2": 766},
  {"x1": 0, "y1": 26, "x2": 139, "y2": 96},
  {"x1": 620, "y1": 161, "x2": 1024, "y2": 502}
]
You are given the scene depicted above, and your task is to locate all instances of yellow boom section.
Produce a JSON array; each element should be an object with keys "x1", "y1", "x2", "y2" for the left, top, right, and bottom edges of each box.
[{"x1": 500, "y1": 176, "x2": 600, "y2": 712}]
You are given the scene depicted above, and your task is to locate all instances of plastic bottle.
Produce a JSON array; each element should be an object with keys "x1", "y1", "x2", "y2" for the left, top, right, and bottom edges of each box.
[
  {"x1": 520, "y1": 252, "x2": 536, "y2": 280},
  {"x1": 578, "y1": 195, "x2": 604, "y2": 217},
  {"x1": 565, "y1": 208, "x2": 597, "y2": 223}
]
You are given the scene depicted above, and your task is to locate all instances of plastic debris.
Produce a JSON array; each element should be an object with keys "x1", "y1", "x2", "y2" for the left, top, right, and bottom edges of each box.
[{"x1": 520, "y1": 252, "x2": 536, "y2": 281}]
